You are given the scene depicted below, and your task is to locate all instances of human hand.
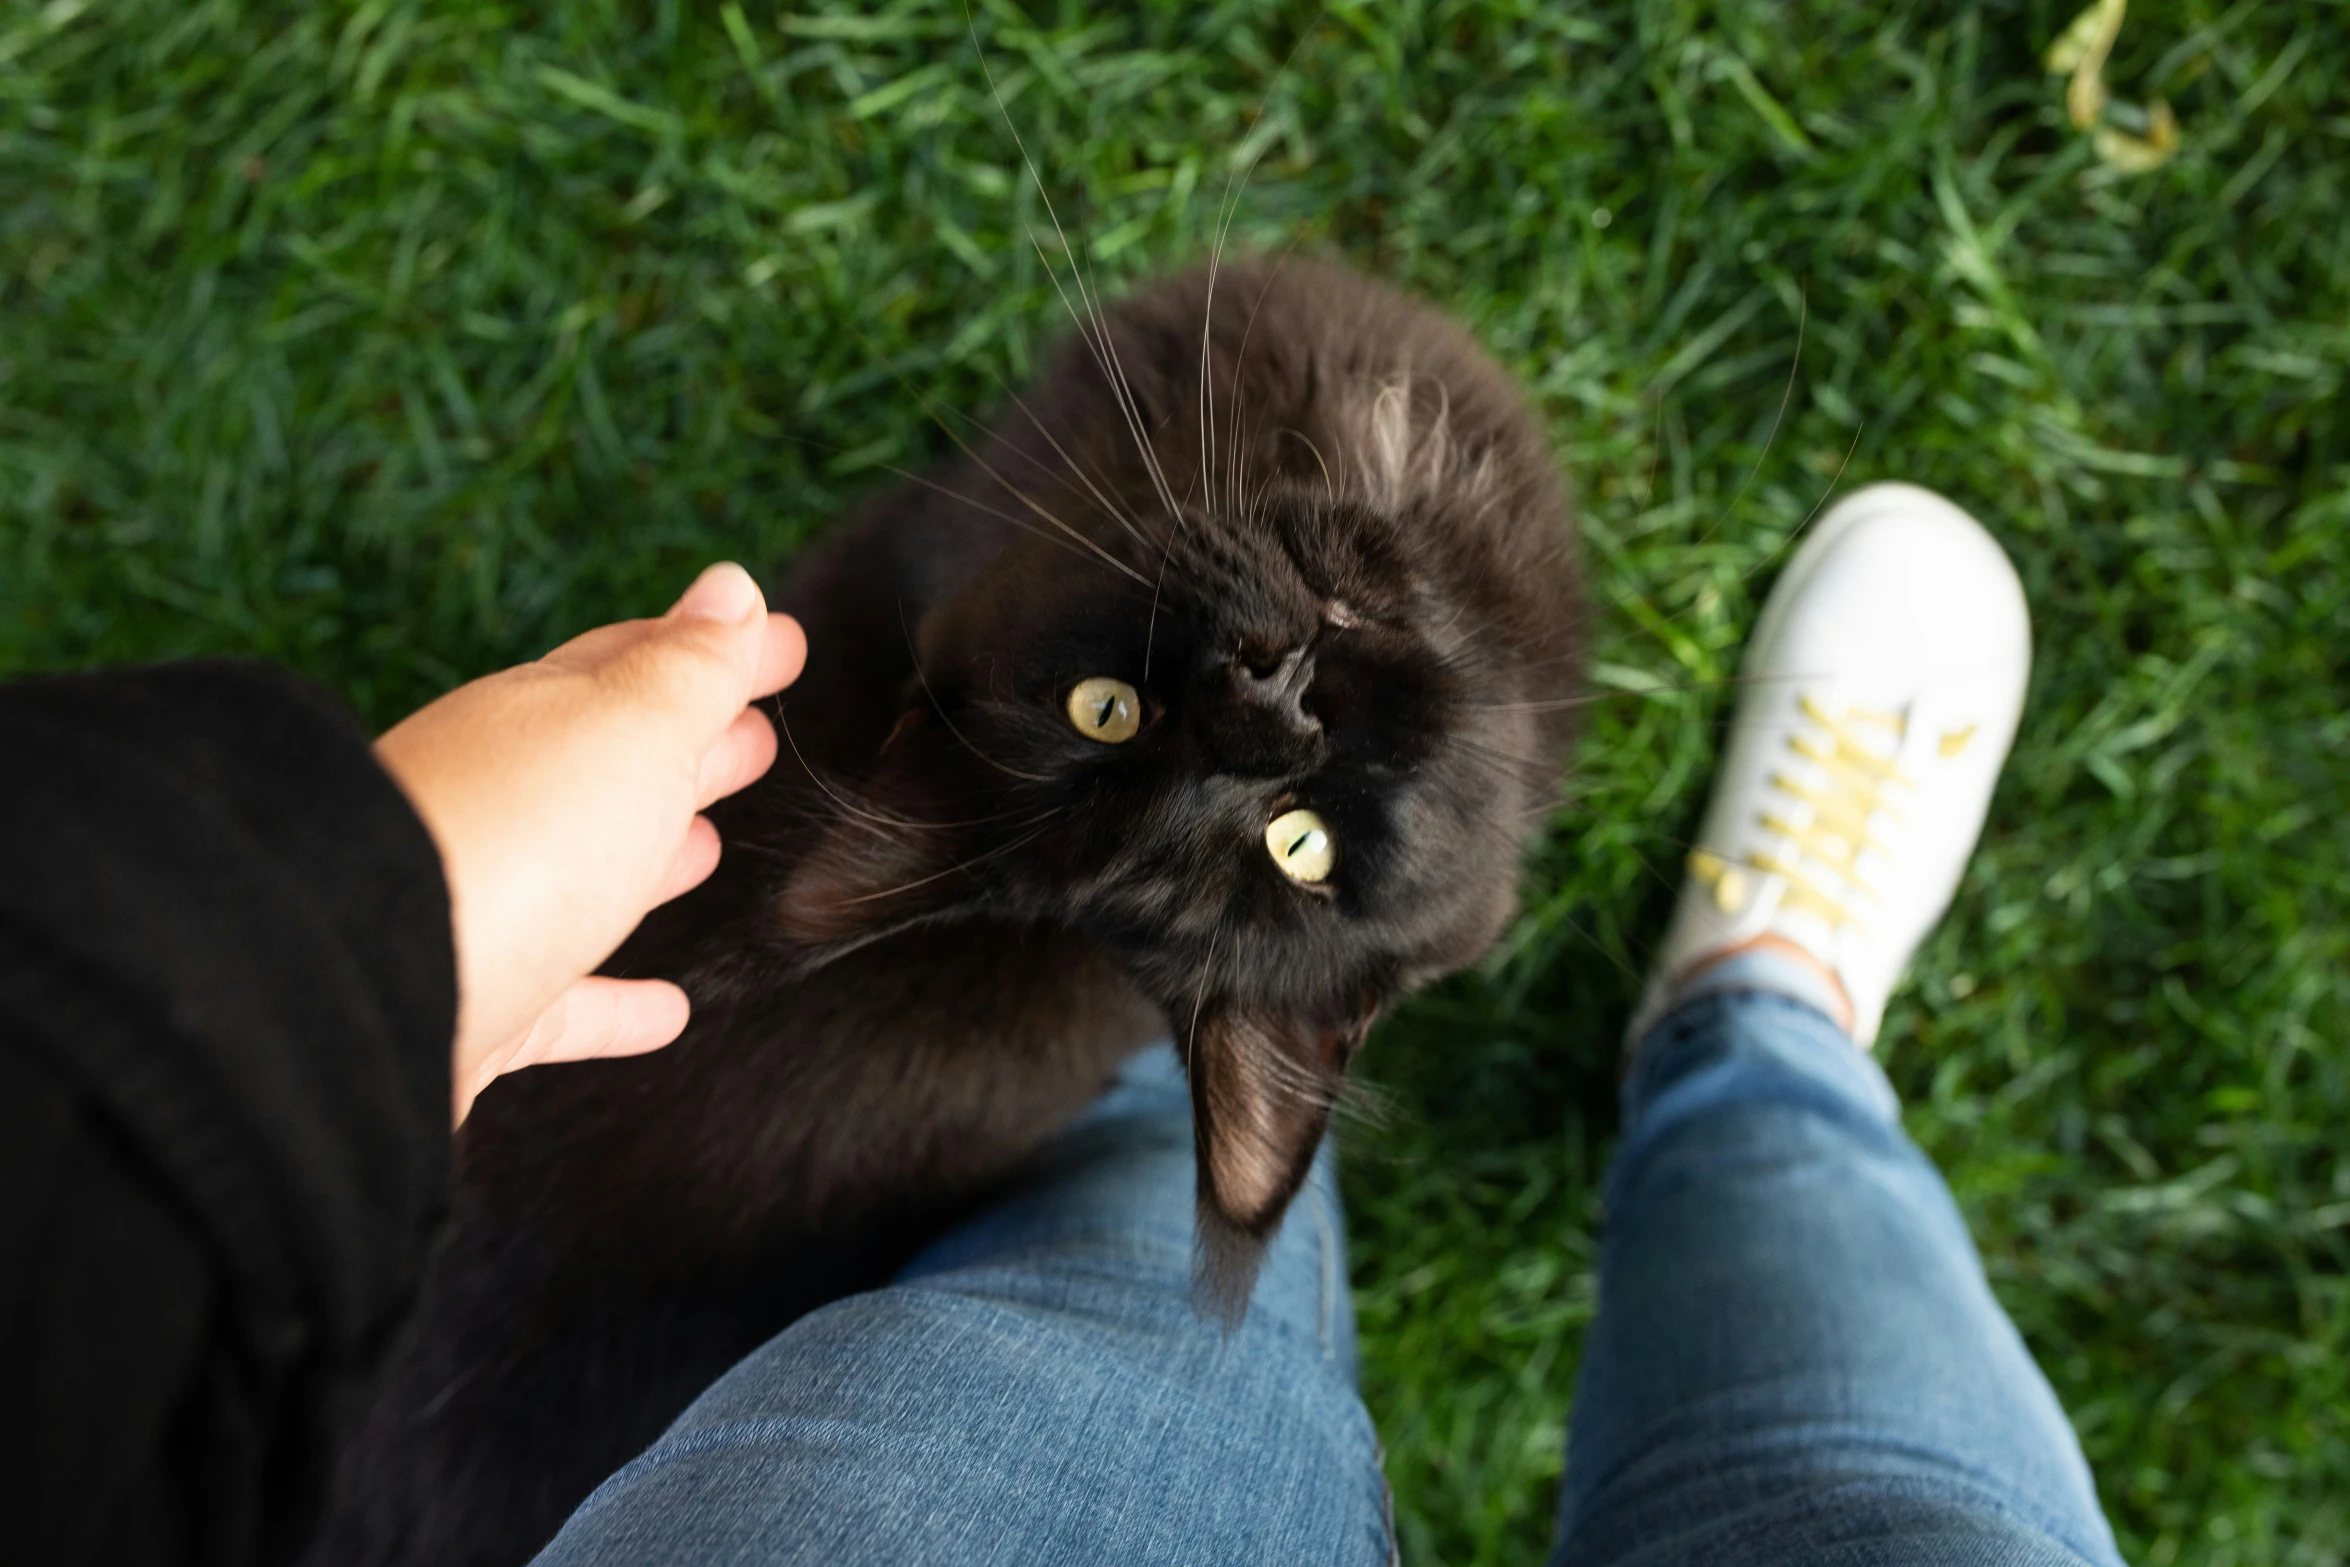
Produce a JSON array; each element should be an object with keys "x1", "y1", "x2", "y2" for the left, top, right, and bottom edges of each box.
[{"x1": 373, "y1": 564, "x2": 806, "y2": 1123}]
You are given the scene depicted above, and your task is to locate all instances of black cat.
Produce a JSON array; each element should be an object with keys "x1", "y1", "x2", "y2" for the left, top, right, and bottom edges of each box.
[{"x1": 314, "y1": 257, "x2": 1585, "y2": 1566}]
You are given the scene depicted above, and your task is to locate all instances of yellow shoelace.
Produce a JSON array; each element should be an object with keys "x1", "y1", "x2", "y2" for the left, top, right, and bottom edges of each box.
[{"x1": 1689, "y1": 696, "x2": 1917, "y2": 931}]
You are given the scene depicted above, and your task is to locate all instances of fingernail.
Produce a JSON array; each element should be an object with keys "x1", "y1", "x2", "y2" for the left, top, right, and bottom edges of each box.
[{"x1": 673, "y1": 562, "x2": 762, "y2": 623}]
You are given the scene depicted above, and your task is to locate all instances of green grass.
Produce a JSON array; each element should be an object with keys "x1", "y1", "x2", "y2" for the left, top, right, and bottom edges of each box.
[{"x1": 5, "y1": 1, "x2": 2346, "y2": 1561}]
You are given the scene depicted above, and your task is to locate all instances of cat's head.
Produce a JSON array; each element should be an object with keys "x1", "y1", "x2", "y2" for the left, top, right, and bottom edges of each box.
[{"x1": 777, "y1": 262, "x2": 1579, "y2": 1310}]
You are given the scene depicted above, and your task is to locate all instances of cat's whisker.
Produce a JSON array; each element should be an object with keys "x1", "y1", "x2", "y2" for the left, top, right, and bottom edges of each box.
[
  {"x1": 773, "y1": 704, "x2": 937, "y2": 833},
  {"x1": 1054, "y1": 223, "x2": 1190, "y2": 525},
  {"x1": 1328, "y1": 1073, "x2": 1395, "y2": 1134},
  {"x1": 1568, "y1": 335, "x2": 1862, "y2": 650},
  {"x1": 1219, "y1": 314, "x2": 1267, "y2": 515},
  {"x1": 864, "y1": 454, "x2": 1150, "y2": 588},
  {"x1": 1144, "y1": 545, "x2": 1175, "y2": 683},
  {"x1": 702, "y1": 837, "x2": 803, "y2": 865},
  {"x1": 1461, "y1": 665, "x2": 1837, "y2": 716},
  {"x1": 1019, "y1": 222, "x2": 1193, "y2": 556},
  {"x1": 1197, "y1": 169, "x2": 1239, "y2": 537},
  {"x1": 1215, "y1": 222, "x2": 1291, "y2": 523},
  {"x1": 1795, "y1": 421, "x2": 1866, "y2": 534},
  {"x1": 1242, "y1": 1038, "x2": 1363, "y2": 1120},
  {"x1": 1637, "y1": 388, "x2": 1667, "y2": 510},
  {"x1": 993, "y1": 144, "x2": 1184, "y2": 528},
  {"x1": 820, "y1": 313, "x2": 1149, "y2": 586},
  {"x1": 1251, "y1": 1030, "x2": 1342, "y2": 1092},
  {"x1": 1464, "y1": 696, "x2": 1617, "y2": 715},
  {"x1": 944, "y1": 386, "x2": 1171, "y2": 571},
  {"x1": 966, "y1": 20, "x2": 1186, "y2": 530},
  {"x1": 1198, "y1": 1, "x2": 1317, "y2": 512},
  {"x1": 897, "y1": 603, "x2": 1058, "y2": 783},
  {"x1": 1686, "y1": 287, "x2": 1806, "y2": 558},
  {"x1": 987, "y1": 389, "x2": 1160, "y2": 558},
  {"x1": 1539, "y1": 903, "x2": 1650, "y2": 990},
  {"x1": 1159, "y1": 56, "x2": 1310, "y2": 667},
  {"x1": 1243, "y1": 463, "x2": 1283, "y2": 521},
  {"x1": 1222, "y1": 355, "x2": 1250, "y2": 519},
  {"x1": 1196, "y1": 128, "x2": 1282, "y2": 520},
  {"x1": 1423, "y1": 597, "x2": 1477, "y2": 651},
  {"x1": 1565, "y1": 296, "x2": 1816, "y2": 630},
  {"x1": 1570, "y1": 452, "x2": 1860, "y2": 644},
  {"x1": 1183, "y1": 924, "x2": 1222, "y2": 1079},
  {"x1": 774, "y1": 701, "x2": 1039, "y2": 834},
  {"x1": 760, "y1": 423, "x2": 1136, "y2": 581},
  {"x1": 1250, "y1": 1062, "x2": 1345, "y2": 1116},
  {"x1": 910, "y1": 413, "x2": 1152, "y2": 587},
  {"x1": 1452, "y1": 737, "x2": 1559, "y2": 779},
  {"x1": 822, "y1": 820, "x2": 1060, "y2": 913},
  {"x1": 1612, "y1": 835, "x2": 1690, "y2": 905},
  {"x1": 977, "y1": 464, "x2": 1154, "y2": 585},
  {"x1": 1275, "y1": 425, "x2": 1336, "y2": 497},
  {"x1": 1713, "y1": 415, "x2": 1864, "y2": 604}
]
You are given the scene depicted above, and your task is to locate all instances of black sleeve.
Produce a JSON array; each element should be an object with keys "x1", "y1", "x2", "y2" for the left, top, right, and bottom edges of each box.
[{"x1": 0, "y1": 663, "x2": 458, "y2": 1567}]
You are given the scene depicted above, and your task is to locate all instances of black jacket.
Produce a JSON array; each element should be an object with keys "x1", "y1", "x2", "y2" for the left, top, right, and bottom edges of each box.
[{"x1": 0, "y1": 664, "x2": 456, "y2": 1566}]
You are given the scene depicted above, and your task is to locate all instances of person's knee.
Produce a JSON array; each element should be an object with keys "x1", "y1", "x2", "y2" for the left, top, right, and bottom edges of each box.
[{"x1": 545, "y1": 1286, "x2": 1391, "y2": 1566}]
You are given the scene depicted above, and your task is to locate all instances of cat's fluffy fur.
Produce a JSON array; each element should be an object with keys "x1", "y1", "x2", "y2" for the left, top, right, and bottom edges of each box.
[{"x1": 314, "y1": 257, "x2": 1583, "y2": 1567}]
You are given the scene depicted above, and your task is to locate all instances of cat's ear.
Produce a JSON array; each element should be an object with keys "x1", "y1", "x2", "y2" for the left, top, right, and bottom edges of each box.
[
  {"x1": 1186, "y1": 1002, "x2": 1376, "y2": 1324},
  {"x1": 776, "y1": 710, "x2": 978, "y2": 950}
]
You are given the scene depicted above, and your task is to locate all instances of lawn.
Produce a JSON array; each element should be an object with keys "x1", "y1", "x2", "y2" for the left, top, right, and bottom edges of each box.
[{"x1": 4, "y1": 1, "x2": 2345, "y2": 1562}]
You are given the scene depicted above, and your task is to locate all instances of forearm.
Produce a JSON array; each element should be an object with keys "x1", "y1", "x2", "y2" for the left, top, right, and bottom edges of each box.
[{"x1": 0, "y1": 662, "x2": 457, "y2": 1565}]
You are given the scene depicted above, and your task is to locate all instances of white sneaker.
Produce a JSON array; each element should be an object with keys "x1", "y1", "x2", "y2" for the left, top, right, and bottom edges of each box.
[{"x1": 1628, "y1": 483, "x2": 2033, "y2": 1049}]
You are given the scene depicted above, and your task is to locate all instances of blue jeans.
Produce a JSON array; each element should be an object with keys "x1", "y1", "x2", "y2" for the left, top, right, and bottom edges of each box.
[{"x1": 534, "y1": 970, "x2": 2121, "y2": 1567}]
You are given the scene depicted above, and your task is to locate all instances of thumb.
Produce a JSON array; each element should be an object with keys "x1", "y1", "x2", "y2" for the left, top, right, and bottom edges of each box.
[
  {"x1": 649, "y1": 562, "x2": 807, "y2": 709},
  {"x1": 669, "y1": 560, "x2": 765, "y2": 625},
  {"x1": 593, "y1": 565, "x2": 784, "y2": 746},
  {"x1": 670, "y1": 563, "x2": 805, "y2": 699}
]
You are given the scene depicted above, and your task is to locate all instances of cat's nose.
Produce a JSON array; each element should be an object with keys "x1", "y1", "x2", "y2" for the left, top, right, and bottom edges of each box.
[
  {"x1": 1231, "y1": 646, "x2": 1317, "y2": 726},
  {"x1": 1192, "y1": 648, "x2": 1322, "y2": 776}
]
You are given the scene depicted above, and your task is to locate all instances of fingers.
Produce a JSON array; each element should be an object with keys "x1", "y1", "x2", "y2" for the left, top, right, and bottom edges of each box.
[
  {"x1": 415, "y1": 561, "x2": 804, "y2": 1123},
  {"x1": 695, "y1": 705, "x2": 778, "y2": 808},
  {"x1": 452, "y1": 977, "x2": 692, "y2": 1123},
  {"x1": 529, "y1": 976, "x2": 692, "y2": 1065},
  {"x1": 651, "y1": 814, "x2": 722, "y2": 905}
]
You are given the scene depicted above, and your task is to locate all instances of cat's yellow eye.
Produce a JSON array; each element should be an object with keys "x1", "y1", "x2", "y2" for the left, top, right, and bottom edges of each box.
[
  {"x1": 1066, "y1": 677, "x2": 1141, "y2": 744},
  {"x1": 1265, "y1": 808, "x2": 1336, "y2": 884}
]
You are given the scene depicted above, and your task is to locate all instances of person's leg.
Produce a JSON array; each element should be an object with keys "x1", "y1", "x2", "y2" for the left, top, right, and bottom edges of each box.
[
  {"x1": 532, "y1": 1045, "x2": 1393, "y2": 1567},
  {"x1": 1550, "y1": 952, "x2": 2121, "y2": 1567},
  {"x1": 1553, "y1": 484, "x2": 2120, "y2": 1566}
]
